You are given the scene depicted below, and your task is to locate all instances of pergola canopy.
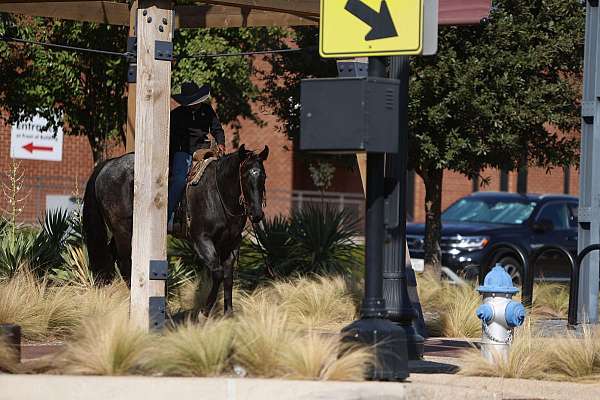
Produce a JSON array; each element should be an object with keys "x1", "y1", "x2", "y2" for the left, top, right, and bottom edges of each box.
[{"x1": 0, "y1": 0, "x2": 491, "y2": 29}]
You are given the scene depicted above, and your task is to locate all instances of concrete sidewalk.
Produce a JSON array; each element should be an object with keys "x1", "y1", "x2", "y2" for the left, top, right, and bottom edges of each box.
[{"x1": 2, "y1": 373, "x2": 599, "y2": 400}]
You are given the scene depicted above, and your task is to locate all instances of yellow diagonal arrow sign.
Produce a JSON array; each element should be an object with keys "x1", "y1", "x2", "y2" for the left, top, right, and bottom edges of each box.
[{"x1": 320, "y1": 0, "x2": 424, "y2": 58}]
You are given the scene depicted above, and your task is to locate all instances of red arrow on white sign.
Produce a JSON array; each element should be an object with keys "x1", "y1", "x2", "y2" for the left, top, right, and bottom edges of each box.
[{"x1": 22, "y1": 142, "x2": 54, "y2": 153}]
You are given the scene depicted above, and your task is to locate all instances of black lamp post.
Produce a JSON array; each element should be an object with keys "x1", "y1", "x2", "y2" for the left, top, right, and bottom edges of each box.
[
  {"x1": 382, "y1": 56, "x2": 424, "y2": 360},
  {"x1": 341, "y1": 57, "x2": 409, "y2": 381}
]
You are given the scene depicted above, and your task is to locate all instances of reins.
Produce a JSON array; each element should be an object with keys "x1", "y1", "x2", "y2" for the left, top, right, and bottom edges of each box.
[{"x1": 214, "y1": 156, "x2": 251, "y2": 219}]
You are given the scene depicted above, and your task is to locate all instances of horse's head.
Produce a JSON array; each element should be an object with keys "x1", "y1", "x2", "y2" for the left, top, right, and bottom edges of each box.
[{"x1": 239, "y1": 144, "x2": 269, "y2": 223}]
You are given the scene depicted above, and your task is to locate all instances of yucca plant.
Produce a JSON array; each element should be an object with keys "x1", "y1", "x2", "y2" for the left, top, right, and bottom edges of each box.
[
  {"x1": 50, "y1": 244, "x2": 95, "y2": 288},
  {"x1": 289, "y1": 206, "x2": 361, "y2": 275},
  {"x1": 0, "y1": 209, "x2": 73, "y2": 279}
]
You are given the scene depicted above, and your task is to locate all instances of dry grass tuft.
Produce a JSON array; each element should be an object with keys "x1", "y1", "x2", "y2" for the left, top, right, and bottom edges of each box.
[
  {"x1": 417, "y1": 273, "x2": 480, "y2": 338},
  {"x1": 461, "y1": 320, "x2": 600, "y2": 382},
  {"x1": 233, "y1": 300, "x2": 298, "y2": 377},
  {"x1": 0, "y1": 338, "x2": 19, "y2": 373},
  {"x1": 0, "y1": 269, "x2": 81, "y2": 340},
  {"x1": 548, "y1": 325, "x2": 600, "y2": 380},
  {"x1": 532, "y1": 282, "x2": 569, "y2": 318},
  {"x1": 269, "y1": 276, "x2": 357, "y2": 331},
  {"x1": 460, "y1": 319, "x2": 547, "y2": 379},
  {"x1": 57, "y1": 309, "x2": 152, "y2": 375},
  {"x1": 149, "y1": 319, "x2": 234, "y2": 377},
  {"x1": 281, "y1": 333, "x2": 372, "y2": 381},
  {"x1": 439, "y1": 284, "x2": 481, "y2": 338}
]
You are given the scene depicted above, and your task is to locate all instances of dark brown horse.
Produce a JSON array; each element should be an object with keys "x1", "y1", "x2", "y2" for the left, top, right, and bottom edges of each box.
[{"x1": 82, "y1": 144, "x2": 268, "y2": 314}]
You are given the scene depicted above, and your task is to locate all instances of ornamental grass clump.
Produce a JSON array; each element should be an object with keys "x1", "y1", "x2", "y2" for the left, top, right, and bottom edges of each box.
[
  {"x1": 57, "y1": 309, "x2": 152, "y2": 375},
  {"x1": 271, "y1": 276, "x2": 357, "y2": 332},
  {"x1": 532, "y1": 282, "x2": 570, "y2": 318},
  {"x1": 233, "y1": 300, "x2": 297, "y2": 377},
  {"x1": 281, "y1": 333, "x2": 373, "y2": 381},
  {"x1": 0, "y1": 269, "x2": 80, "y2": 340},
  {"x1": 548, "y1": 325, "x2": 600, "y2": 380},
  {"x1": 149, "y1": 319, "x2": 234, "y2": 377},
  {"x1": 461, "y1": 320, "x2": 600, "y2": 382},
  {"x1": 460, "y1": 319, "x2": 548, "y2": 380}
]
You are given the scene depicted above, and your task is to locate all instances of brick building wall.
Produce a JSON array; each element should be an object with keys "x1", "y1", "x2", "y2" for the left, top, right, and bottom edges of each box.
[{"x1": 0, "y1": 102, "x2": 293, "y2": 222}]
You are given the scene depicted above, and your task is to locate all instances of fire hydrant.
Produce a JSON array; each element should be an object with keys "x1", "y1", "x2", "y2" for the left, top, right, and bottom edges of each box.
[{"x1": 476, "y1": 264, "x2": 526, "y2": 362}]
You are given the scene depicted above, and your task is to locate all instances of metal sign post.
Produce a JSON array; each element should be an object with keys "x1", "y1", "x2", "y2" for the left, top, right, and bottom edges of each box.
[{"x1": 578, "y1": 0, "x2": 600, "y2": 324}]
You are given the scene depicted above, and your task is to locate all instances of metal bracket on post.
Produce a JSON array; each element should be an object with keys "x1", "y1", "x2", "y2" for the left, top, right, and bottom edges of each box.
[
  {"x1": 149, "y1": 260, "x2": 168, "y2": 280},
  {"x1": 149, "y1": 296, "x2": 166, "y2": 331},
  {"x1": 155, "y1": 40, "x2": 173, "y2": 61},
  {"x1": 126, "y1": 36, "x2": 137, "y2": 83},
  {"x1": 336, "y1": 59, "x2": 368, "y2": 78}
]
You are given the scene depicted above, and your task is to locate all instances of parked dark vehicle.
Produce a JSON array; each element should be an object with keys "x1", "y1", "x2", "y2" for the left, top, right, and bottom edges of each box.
[{"x1": 407, "y1": 192, "x2": 579, "y2": 285}]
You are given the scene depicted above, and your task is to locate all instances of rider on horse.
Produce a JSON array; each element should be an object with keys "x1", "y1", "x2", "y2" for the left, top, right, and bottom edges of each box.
[{"x1": 168, "y1": 81, "x2": 226, "y2": 232}]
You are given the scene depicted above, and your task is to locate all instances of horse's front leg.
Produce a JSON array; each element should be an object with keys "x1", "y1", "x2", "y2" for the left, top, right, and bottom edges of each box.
[
  {"x1": 223, "y1": 250, "x2": 238, "y2": 316},
  {"x1": 192, "y1": 234, "x2": 221, "y2": 316}
]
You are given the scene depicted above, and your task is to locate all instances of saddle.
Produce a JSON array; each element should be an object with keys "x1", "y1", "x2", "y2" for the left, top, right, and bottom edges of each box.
[{"x1": 171, "y1": 140, "x2": 223, "y2": 238}]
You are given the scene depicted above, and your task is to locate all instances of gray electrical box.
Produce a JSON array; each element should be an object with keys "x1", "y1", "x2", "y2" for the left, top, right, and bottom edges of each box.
[{"x1": 300, "y1": 77, "x2": 400, "y2": 153}]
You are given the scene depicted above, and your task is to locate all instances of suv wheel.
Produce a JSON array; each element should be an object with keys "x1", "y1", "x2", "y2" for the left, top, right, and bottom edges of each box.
[{"x1": 495, "y1": 255, "x2": 523, "y2": 287}]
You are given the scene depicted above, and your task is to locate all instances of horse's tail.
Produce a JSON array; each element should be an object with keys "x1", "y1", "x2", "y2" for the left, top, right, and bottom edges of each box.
[{"x1": 82, "y1": 161, "x2": 114, "y2": 282}]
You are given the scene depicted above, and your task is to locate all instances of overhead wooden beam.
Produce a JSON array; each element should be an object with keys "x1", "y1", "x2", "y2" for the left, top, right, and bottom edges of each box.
[
  {"x1": 199, "y1": 0, "x2": 318, "y2": 17},
  {"x1": 0, "y1": 1, "x2": 129, "y2": 25},
  {"x1": 0, "y1": 1, "x2": 317, "y2": 27},
  {"x1": 176, "y1": 4, "x2": 317, "y2": 29}
]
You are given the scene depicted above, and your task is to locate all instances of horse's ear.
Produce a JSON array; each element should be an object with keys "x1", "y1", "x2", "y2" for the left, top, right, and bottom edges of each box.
[
  {"x1": 258, "y1": 145, "x2": 269, "y2": 161},
  {"x1": 238, "y1": 144, "x2": 248, "y2": 160}
]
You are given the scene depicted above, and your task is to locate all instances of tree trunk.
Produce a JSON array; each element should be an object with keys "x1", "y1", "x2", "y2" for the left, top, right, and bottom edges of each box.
[
  {"x1": 87, "y1": 134, "x2": 105, "y2": 166},
  {"x1": 422, "y1": 167, "x2": 443, "y2": 278}
]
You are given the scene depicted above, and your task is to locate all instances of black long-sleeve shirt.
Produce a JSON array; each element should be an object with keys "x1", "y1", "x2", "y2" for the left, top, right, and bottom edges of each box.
[{"x1": 169, "y1": 104, "x2": 225, "y2": 155}]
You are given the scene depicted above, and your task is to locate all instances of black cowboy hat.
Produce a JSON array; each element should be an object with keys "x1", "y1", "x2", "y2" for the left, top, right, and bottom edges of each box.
[{"x1": 172, "y1": 82, "x2": 211, "y2": 106}]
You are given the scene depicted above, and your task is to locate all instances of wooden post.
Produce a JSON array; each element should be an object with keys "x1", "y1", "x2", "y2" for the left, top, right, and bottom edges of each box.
[
  {"x1": 126, "y1": 0, "x2": 137, "y2": 152},
  {"x1": 130, "y1": 0, "x2": 172, "y2": 331}
]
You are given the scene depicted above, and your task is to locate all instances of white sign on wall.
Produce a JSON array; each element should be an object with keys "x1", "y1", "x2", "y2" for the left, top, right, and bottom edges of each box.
[{"x1": 10, "y1": 115, "x2": 64, "y2": 162}]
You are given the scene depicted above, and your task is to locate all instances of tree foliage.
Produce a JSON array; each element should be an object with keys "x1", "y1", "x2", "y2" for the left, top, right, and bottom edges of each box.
[
  {"x1": 0, "y1": 14, "x2": 286, "y2": 161},
  {"x1": 264, "y1": 1, "x2": 584, "y2": 274}
]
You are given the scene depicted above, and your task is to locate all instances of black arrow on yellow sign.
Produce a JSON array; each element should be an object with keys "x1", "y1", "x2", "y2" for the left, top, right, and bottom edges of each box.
[{"x1": 344, "y1": 0, "x2": 398, "y2": 41}]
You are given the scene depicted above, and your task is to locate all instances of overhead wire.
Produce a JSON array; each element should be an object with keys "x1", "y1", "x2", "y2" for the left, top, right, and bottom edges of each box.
[{"x1": 0, "y1": 35, "x2": 316, "y2": 59}]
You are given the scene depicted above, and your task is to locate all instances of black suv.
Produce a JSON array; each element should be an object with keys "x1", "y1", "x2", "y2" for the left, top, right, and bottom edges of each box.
[{"x1": 406, "y1": 192, "x2": 579, "y2": 284}]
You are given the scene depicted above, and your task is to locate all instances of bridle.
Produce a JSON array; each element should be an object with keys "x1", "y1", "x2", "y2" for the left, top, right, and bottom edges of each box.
[{"x1": 215, "y1": 155, "x2": 266, "y2": 220}]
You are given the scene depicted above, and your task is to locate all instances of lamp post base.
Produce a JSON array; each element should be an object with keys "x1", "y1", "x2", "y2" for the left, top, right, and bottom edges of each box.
[{"x1": 341, "y1": 318, "x2": 409, "y2": 381}]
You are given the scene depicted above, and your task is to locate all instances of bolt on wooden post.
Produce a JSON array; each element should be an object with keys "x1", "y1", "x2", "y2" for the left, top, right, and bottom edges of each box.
[{"x1": 130, "y1": 0, "x2": 173, "y2": 331}]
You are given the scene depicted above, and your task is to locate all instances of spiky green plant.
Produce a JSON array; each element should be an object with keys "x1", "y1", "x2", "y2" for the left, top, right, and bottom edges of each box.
[
  {"x1": 241, "y1": 216, "x2": 303, "y2": 281},
  {"x1": 289, "y1": 206, "x2": 361, "y2": 275},
  {"x1": 50, "y1": 244, "x2": 95, "y2": 288}
]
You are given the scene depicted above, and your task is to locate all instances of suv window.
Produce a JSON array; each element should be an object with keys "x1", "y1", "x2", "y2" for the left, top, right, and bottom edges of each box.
[{"x1": 536, "y1": 202, "x2": 570, "y2": 230}]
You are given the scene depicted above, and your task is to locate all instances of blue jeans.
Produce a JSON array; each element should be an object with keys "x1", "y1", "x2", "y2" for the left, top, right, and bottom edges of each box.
[{"x1": 168, "y1": 152, "x2": 192, "y2": 223}]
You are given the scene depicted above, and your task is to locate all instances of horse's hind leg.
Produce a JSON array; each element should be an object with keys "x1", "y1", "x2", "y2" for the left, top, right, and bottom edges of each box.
[
  {"x1": 223, "y1": 250, "x2": 237, "y2": 316},
  {"x1": 111, "y1": 225, "x2": 132, "y2": 285}
]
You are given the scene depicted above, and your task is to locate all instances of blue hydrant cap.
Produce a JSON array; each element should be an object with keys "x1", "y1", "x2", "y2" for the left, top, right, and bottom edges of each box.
[
  {"x1": 477, "y1": 264, "x2": 519, "y2": 294},
  {"x1": 476, "y1": 304, "x2": 494, "y2": 323},
  {"x1": 505, "y1": 301, "x2": 526, "y2": 328}
]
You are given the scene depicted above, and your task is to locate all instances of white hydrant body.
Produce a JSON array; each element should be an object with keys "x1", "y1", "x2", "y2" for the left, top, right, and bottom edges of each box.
[{"x1": 476, "y1": 264, "x2": 526, "y2": 362}]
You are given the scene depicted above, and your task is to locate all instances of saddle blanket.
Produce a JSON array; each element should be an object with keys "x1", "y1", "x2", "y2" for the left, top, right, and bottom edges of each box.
[{"x1": 187, "y1": 156, "x2": 217, "y2": 186}]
